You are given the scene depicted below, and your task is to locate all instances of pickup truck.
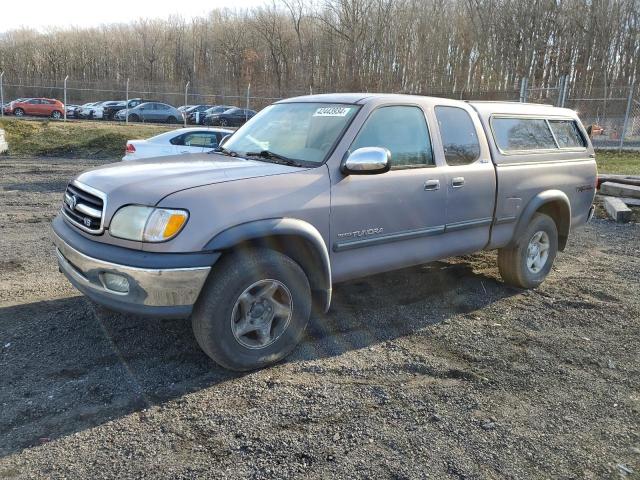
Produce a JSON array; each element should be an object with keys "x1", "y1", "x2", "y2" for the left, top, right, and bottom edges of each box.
[{"x1": 52, "y1": 94, "x2": 597, "y2": 370}]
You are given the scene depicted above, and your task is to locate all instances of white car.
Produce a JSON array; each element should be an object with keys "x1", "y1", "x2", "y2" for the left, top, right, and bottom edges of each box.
[{"x1": 122, "y1": 127, "x2": 233, "y2": 161}]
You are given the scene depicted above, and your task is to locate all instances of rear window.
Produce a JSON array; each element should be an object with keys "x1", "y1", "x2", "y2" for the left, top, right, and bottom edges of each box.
[
  {"x1": 492, "y1": 117, "x2": 557, "y2": 152},
  {"x1": 548, "y1": 120, "x2": 586, "y2": 148}
]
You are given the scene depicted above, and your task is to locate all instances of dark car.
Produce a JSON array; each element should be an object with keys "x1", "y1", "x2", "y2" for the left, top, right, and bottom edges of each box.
[
  {"x1": 198, "y1": 105, "x2": 235, "y2": 125},
  {"x1": 184, "y1": 105, "x2": 215, "y2": 124},
  {"x1": 205, "y1": 107, "x2": 256, "y2": 127},
  {"x1": 103, "y1": 98, "x2": 143, "y2": 120},
  {"x1": 114, "y1": 102, "x2": 182, "y2": 124}
]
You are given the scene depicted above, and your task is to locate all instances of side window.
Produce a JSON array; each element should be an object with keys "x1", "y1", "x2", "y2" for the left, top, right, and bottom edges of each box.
[
  {"x1": 183, "y1": 133, "x2": 218, "y2": 147},
  {"x1": 435, "y1": 106, "x2": 481, "y2": 165},
  {"x1": 548, "y1": 120, "x2": 586, "y2": 148},
  {"x1": 492, "y1": 117, "x2": 557, "y2": 151},
  {"x1": 350, "y1": 105, "x2": 433, "y2": 169}
]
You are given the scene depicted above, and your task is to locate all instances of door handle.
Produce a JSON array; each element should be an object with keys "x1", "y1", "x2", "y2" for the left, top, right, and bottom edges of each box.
[
  {"x1": 424, "y1": 179, "x2": 440, "y2": 191},
  {"x1": 451, "y1": 177, "x2": 465, "y2": 188}
]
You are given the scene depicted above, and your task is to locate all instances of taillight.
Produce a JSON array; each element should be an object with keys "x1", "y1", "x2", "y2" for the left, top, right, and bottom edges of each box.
[{"x1": 125, "y1": 143, "x2": 136, "y2": 154}]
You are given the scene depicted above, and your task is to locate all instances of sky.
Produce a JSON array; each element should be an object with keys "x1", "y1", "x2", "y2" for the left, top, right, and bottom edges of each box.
[{"x1": 0, "y1": 0, "x2": 268, "y2": 33}]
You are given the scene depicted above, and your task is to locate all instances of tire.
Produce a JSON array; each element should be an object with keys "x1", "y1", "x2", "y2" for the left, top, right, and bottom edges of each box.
[
  {"x1": 192, "y1": 248, "x2": 312, "y2": 371},
  {"x1": 167, "y1": 116, "x2": 177, "y2": 124},
  {"x1": 51, "y1": 110, "x2": 62, "y2": 119},
  {"x1": 219, "y1": 119, "x2": 228, "y2": 127},
  {"x1": 128, "y1": 114, "x2": 139, "y2": 122},
  {"x1": 498, "y1": 213, "x2": 558, "y2": 289},
  {"x1": 14, "y1": 108, "x2": 24, "y2": 117}
]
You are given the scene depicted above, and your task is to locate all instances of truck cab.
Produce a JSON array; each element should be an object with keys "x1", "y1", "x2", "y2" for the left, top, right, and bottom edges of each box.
[{"x1": 53, "y1": 94, "x2": 596, "y2": 370}]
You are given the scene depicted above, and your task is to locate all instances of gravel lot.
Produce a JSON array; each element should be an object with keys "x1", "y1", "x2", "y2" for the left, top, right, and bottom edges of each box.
[{"x1": 0, "y1": 157, "x2": 639, "y2": 479}]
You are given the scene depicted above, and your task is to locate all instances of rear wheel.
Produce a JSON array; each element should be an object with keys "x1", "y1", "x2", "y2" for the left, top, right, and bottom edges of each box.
[
  {"x1": 14, "y1": 108, "x2": 24, "y2": 117},
  {"x1": 498, "y1": 213, "x2": 558, "y2": 288},
  {"x1": 192, "y1": 248, "x2": 312, "y2": 371},
  {"x1": 219, "y1": 119, "x2": 228, "y2": 127}
]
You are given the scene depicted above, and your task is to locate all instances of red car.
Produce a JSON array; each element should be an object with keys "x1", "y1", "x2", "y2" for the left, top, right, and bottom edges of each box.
[{"x1": 6, "y1": 98, "x2": 65, "y2": 119}]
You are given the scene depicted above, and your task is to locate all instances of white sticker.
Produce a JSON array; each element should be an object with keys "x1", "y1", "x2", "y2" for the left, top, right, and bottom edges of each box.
[{"x1": 313, "y1": 107, "x2": 351, "y2": 117}]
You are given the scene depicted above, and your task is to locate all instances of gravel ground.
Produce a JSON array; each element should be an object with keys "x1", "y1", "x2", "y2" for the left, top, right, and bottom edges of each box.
[{"x1": 0, "y1": 157, "x2": 639, "y2": 479}]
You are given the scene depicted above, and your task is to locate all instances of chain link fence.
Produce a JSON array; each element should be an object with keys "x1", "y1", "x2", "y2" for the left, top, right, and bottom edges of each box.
[{"x1": 0, "y1": 73, "x2": 638, "y2": 150}]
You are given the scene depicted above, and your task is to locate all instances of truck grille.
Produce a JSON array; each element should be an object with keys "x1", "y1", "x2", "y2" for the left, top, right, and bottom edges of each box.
[{"x1": 61, "y1": 182, "x2": 106, "y2": 234}]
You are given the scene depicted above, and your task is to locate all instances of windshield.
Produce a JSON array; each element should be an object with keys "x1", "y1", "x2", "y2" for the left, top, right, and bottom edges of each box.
[{"x1": 223, "y1": 102, "x2": 360, "y2": 165}]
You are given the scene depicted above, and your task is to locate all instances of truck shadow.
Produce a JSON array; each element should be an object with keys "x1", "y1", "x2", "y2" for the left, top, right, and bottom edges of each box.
[{"x1": 0, "y1": 254, "x2": 517, "y2": 457}]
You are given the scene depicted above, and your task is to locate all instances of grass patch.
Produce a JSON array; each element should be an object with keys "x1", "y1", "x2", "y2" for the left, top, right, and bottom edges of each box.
[
  {"x1": 595, "y1": 150, "x2": 640, "y2": 175},
  {"x1": 0, "y1": 118, "x2": 174, "y2": 159}
]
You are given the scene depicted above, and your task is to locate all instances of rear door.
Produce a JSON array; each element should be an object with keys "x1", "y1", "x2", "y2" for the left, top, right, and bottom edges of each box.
[{"x1": 434, "y1": 105, "x2": 496, "y2": 252}]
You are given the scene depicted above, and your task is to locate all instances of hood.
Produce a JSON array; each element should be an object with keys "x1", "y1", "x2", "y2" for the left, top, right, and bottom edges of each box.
[{"x1": 74, "y1": 153, "x2": 303, "y2": 219}]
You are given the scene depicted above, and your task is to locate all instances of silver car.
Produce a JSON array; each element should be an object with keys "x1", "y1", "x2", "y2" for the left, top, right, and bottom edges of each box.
[{"x1": 116, "y1": 102, "x2": 183, "y2": 124}]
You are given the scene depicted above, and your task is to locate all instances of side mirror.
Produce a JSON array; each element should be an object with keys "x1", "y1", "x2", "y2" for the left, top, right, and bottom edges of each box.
[
  {"x1": 220, "y1": 134, "x2": 232, "y2": 146},
  {"x1": 341, "y1": 147, "x2": 391, "y2": 175}
]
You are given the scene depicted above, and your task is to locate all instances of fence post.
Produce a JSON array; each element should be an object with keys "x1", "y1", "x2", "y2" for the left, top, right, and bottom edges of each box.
[
  {"x1": 519, "y1": 77, "x2": 529, "y2": 103},
  {"x1": 246, "y1": 83, "x2": 250, "y2": 122},
  {"x1": 63, "y1": 75, "x2": 69, "y2": 122},
  {"x1": 0, "y1": 72, "x2": 4, "y2": 118},
  {"x1": 125, "y1": 78, "x2": 129, "y2": 125},
  {"x1": 184, "y1": 81, "x2": 190, "y2": 127},
  {"x1": 619, "y1": 81, "x2": 635, "y2": 152},
  {"x1": 560, "y1": 75, "x2": 569, "y2": 108}
]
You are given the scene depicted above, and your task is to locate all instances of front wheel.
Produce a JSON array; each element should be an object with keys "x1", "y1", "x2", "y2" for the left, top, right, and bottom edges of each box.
[
  {"x1": 167, "y1": 116, "x2": 177, "y2": 124},
  {"x1": 219, "y1": 119, "x2": 228, "y2": 127},
  {"x1": 192, "y1": 248, "x2": 311, "y2": 371},
  {"x1": 51, "y1": 110, "x2": 62, "y2": 119},
  {"x1": 498, "y1": 213, "x2": 558, "y2": 289}
]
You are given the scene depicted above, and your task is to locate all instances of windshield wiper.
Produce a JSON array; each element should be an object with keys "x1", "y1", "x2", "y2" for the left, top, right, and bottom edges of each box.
[
  {"x1": 244, "y1": 150, "x2": 304, "y2": 167},
  {"x1": 210, "y1": 146, "x2": 238, "y2": 157}
]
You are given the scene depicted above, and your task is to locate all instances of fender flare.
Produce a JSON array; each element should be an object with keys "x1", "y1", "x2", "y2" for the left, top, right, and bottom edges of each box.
[
  {"x1": 204, "y1": 218, "x2": 332, "y2": 312},
  {"x1": 510, "y1": 190, "x2": 571, "y2": 250}
]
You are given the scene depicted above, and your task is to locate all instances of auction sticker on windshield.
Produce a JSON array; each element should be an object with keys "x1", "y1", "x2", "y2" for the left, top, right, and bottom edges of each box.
[{"x1": 313, "y1": 107, "x2": 352, "y2": 117}]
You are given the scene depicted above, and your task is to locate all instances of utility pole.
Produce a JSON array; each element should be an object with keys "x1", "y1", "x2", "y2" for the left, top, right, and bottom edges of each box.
[{"x1": 63, "y1": 75, "x2": 69, "y2": 121}]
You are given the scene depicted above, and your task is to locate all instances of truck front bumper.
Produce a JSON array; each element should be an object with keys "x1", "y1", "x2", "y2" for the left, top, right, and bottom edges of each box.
[{"x1": 52, "y1": 216, "x2": 216, "y2": 318}]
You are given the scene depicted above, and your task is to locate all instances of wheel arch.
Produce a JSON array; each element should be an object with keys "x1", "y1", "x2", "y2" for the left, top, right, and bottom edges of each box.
[
  {"x1": 512, "y1": 190, "x2": 571, "y2": 251},
  {"x1": 204, "y1": 218, "x2": 332, "y2": 312}
]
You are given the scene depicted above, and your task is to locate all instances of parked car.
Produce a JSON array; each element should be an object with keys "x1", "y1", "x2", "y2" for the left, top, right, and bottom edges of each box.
[
  {"x1": 3, "y1": 98, "x2": 31, "y2": 114},
  {"x1": 177, "y1": 105, "x2": 196, "y2": 113},
  {"x1": 77, "y1": 102, "x2": 104, "y2": 119},
  {"x1": 183, "y1": 105, "x2": 215, "y2": 124},
  {"x1": 122, "y1": 127, "x2": 233, "y2": 161},
  {"x1": 114, "y1": 102, "x2": 182, "y2": 124},
  {"x1": 78, "y1": 101, "x2": 125, "y2": 120},
  {"x1": 53, "y1": 94, "x2": 596, "y2": 371},
  {"x1": 0, "y1": 128, "x2": 7, "y2": 153},
  {"x1": 197, "y1": 105, "x2": 235, "y2": 125},
  {"x1": 65, "y1": 104, "x2": 80, "y2": 118},
  {"x1": 204, "y1": 107, "x2": 255, "y2": 127},
  {"x1": 5, "y1": 98, "x2": 65, "y2": 119},
  {"x1": 102, "y1": 98, "x2": 143, "y2": 121}
]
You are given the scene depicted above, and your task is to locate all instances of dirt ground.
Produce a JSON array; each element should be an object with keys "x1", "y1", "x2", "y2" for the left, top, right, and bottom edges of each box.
[{"x1": 0, "y1": 157, "x2": 639, "y2": 479}]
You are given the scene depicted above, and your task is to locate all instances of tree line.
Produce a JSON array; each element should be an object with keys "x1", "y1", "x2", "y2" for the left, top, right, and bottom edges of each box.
[{"x1": 0, "y1": 0, "x2": 638, "y2": 102}]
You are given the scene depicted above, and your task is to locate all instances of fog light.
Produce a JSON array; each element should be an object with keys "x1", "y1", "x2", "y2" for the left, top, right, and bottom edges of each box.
[{"x1": 102, "y1": 272, "x2": 129, "y2": 293}]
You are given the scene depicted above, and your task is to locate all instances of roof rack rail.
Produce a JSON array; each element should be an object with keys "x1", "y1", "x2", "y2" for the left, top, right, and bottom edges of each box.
[{"x1": 465, "y1": 100, "x2": 554, "y2": 107}]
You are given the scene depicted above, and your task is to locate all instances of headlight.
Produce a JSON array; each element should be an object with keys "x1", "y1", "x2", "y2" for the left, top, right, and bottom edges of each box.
[{"x1": 109, "y1": 206, "x2": 188, "y2": 242}]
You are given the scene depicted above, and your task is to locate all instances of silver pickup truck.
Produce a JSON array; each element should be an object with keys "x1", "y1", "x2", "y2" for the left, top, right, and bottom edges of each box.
[{"x1": 53, "y1": 94, "x2": 597, "y2": 370}]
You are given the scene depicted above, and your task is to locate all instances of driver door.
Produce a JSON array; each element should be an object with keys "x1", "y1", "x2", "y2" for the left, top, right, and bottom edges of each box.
[{"x1": 329, "y1": 104, "x2": 448, "y2": 282}]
